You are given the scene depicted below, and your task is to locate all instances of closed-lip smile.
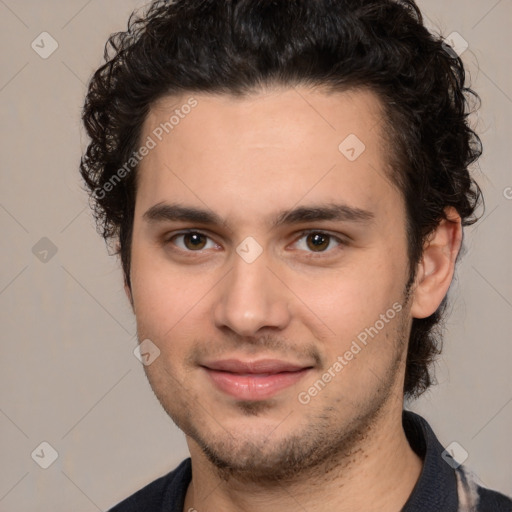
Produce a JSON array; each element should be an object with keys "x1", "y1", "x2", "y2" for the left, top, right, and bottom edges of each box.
[{"x1": 201, "y1": 358, "x2": 314, "y2": 400}]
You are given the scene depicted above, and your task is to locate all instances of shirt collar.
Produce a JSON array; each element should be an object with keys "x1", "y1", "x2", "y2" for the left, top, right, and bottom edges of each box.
[{"x1": 401, "y1": 410, "x2": 459, "y2": 511}]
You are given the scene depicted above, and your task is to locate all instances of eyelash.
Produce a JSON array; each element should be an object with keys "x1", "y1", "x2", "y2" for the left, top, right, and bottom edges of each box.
[
  {"x1": 166, "y1": 230, "x2": 220, "y2": 253},
  {"x1": 165, "y1": 229, "x2": 348, "y2": 257}
]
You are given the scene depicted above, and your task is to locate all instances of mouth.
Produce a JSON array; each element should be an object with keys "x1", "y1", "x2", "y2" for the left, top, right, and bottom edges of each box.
[{"x1": 201, "y1": 359, "x2": 314, "y2": 401}]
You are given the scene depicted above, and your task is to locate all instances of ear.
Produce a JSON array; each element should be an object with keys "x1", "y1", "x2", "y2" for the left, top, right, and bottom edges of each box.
[{"x1": 410, "y1": 207, "x2": 463, "y2": 319}]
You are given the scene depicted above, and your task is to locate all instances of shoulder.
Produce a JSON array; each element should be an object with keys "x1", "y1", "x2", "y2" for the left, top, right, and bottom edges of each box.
[
  {"x1": 456, "y1": 463, "x2": 512, "y2": 512},
  {"x1": 477, "y1": 486, "x2": 512, "y2": 511},
  {"x1": 401, "y1": 411, "x2": 512, "y2": 511},
  {"x1": 107, "y1": 458, "x2": 192, "y2": 512}
]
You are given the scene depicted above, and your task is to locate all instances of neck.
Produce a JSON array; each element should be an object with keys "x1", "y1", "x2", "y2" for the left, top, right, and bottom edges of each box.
[{"x1": 183, "y1": 405, "x2": 423, "y2": 512}]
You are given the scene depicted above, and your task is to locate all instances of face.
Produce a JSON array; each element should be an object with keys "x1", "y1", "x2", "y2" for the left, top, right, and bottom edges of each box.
[{"x1": 128, "y1": 86, "x2": 414, "y2": 481}]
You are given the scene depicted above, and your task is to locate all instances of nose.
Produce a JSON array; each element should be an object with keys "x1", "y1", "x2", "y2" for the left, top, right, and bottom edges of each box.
[{"x1": 213, "y1": 253, "x2": 291, "y2": 337}]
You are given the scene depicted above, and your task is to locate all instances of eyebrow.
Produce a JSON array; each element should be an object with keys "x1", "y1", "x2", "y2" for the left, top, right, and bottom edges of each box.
[
  {"x1": 142, "y1": 202, "x2": 374, "y2": 228},
  {"x1": 272, "y1": 203, "x2": 374, "y2": 227},
  {"x1": 143, "y1": 203, "x2": 223, "y2": 225}
]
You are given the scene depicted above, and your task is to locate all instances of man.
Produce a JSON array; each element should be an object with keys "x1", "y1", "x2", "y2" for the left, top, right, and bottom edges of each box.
[{"x1": 80, "y1": 0, "x2": 512, "y2": 510}]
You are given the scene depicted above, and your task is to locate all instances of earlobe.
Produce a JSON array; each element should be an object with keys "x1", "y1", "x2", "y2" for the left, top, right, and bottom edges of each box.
[{"x1": 410, "y1": 207, "x2": 463, "y2": 319}]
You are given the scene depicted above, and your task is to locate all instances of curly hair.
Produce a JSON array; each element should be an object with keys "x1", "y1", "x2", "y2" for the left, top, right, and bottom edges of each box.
[{"x1": 80, "y1": 0, "x2": 482, "y2": 398}]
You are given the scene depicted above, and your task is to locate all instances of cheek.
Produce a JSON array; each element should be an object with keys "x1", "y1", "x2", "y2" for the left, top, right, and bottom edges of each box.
[
  {"x1": 295, "y1": 256, "x2": 406, "y2": 343},
  {"x1": 294, "y1": 265, "x2": 409, "y2": 405},
  {"x1": 130, "y1": 270, "x2": 210, "y2": 390},
  {"x1": 129, "y1": 247, "x2": 209, "y2": 342}
]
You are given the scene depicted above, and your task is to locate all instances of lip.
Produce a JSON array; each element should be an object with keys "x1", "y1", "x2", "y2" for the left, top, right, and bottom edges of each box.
[
  {"x1": 202, "y1": 359, "x2": 313, "y2": 401},
  {"x1": 204, "y1": 358, "x2": 309, "y2": 374}
]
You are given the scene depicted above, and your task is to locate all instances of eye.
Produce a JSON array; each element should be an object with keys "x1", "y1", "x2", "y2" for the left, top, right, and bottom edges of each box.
[
  {"x1": 168, "y1": 231, "x2": 219, "y2": 251},
  {"x1": 293, "y1": 231, "x2": 344, "y2": 253}
]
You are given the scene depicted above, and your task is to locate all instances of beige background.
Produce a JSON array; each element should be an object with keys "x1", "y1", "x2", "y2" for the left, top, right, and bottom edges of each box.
[{"x1": 0, "y1": 0, "x2": 511, "y2": 510}]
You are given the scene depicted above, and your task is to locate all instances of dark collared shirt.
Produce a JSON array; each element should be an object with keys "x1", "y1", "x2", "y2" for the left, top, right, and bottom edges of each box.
[{"x1": 109, "y1": 411, "x2": 512, "y2": 511}]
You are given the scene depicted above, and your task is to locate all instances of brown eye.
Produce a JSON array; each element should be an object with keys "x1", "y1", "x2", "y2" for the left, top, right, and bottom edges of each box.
[
  {"x1": 306, "y1": 232, "x2": 331, "y2": 252},
  {"x1": 293, "y1": 231, "x2": 344, "y2": 255},
  {"x1": 182, "y1": 232, "x2": 208, "y2": 250}
]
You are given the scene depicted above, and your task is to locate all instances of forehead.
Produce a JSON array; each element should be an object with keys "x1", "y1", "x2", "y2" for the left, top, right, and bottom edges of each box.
[{"x1": 135, "y1": 86, "x2": 399, "y2": 224}]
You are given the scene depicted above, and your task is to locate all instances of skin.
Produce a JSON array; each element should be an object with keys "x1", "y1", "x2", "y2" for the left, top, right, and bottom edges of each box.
[{"x1": 125, "y1": 86, "x2": 462, "y2": 512}]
